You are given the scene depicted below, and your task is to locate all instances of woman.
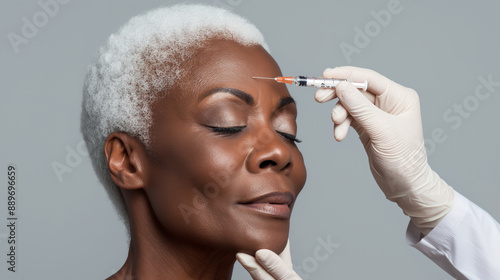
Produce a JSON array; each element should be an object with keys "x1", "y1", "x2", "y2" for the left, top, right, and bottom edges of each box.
[{"x1": 81, "y1": 4, "x2": 306, "y2": 279}]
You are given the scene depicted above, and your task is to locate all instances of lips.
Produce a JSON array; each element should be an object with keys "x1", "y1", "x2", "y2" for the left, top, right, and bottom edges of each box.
[{"x1": 239, "y1": 192, "x2": 295, "y2": 219}]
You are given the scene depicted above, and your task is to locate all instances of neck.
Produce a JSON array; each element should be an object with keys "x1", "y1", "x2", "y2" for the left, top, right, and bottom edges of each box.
[{"x1": 108, "y1": 189, "x2": 235, "y2": 280}]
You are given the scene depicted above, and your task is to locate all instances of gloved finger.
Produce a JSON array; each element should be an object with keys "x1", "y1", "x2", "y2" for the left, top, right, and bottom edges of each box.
[
  {"x1": 315, "y1": 84, "x2": 375, "y2": 105},
  {"x1": 324, "y1": 66, "x2": 414, "y2": 110},
  {"x1": 236, "y1": 252, "x2": 275, "y2": 280},
  {"x1": 314, "y1": 88, "x2": 336, "y2": 103},
  {"x1": 323, "y1": 66, "x2": 390, "y2": 96},
  {"x1": 331, "y1": 101, "x2": 348, "y2": 125},
  {"x1": 278, "y1": 239, "x2": 293, "y2": 268},
  {"x1": 256, "y1": 249, "x2": 302, "y2": 280},
  {"x1": 334, "y1": 115, "x2": 352, "y2": 142},
  {"x1": 335, "y1": 81, "x2": 387, "y2": 138}
]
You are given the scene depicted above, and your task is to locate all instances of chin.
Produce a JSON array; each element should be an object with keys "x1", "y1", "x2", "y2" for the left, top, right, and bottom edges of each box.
[{"x1": 235, "y1": 227, "x2": 289, "y2": 255}]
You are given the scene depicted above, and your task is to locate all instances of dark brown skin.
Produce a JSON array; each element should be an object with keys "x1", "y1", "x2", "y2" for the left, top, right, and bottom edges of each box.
[{"x1": 104, "y1": 39, "x2": 307, "y2": 280}]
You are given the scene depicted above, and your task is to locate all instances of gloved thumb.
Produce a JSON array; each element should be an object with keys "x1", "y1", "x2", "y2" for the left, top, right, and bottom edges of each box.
[
  {"x1": 335, "y1": 81, "x2": 386, "y2": 138},
  {"x1": 255, "y1": 250, "x2": 302, "y2": 280}
]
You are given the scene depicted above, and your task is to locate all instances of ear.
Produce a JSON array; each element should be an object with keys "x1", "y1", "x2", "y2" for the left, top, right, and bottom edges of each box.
[{"x1": 104, "y1": 132, "x2": 147, "y2": 190}]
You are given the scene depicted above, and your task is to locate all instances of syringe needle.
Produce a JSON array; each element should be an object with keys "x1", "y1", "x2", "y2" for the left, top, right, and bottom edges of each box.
[
  {"x1": 252, "y1": 76, "x2": 276, "y2": 80},
  {"x1": 253, "y1": 75, "x2": 367, "y2": 90}
]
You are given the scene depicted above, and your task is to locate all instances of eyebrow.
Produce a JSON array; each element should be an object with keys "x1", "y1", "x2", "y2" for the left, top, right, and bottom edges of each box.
[
  {"x1": 199, "y1": 87, "x2": 254, "y2": 105},
  {"x1": 199, "y1": 87, "x2": 296, "y2": 109},
  {"x1": 277, "y1": 97, "x2": 296, "y2": 109}
]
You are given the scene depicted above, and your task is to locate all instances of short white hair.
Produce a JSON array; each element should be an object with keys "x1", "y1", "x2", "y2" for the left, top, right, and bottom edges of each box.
[{"x1": 80, "y1": 4, "x2": 269, "y2": 231}]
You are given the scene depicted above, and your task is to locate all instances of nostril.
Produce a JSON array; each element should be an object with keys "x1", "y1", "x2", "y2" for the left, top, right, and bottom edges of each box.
[
  {"x1": 282, "y1": 162, "x2": 291, "y2": 171},
  {"x1": 259, "y1": 160, "x2": 277, "y2": 169}
]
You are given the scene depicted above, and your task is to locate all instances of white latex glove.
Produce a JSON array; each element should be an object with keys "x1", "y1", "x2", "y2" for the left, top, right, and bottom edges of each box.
[
  {"x1": 236, "y1": 240, "x2": 301, "y2": 280},
  {"x1": 315, "y1": 66, "x2": 455, "y2": 235}
]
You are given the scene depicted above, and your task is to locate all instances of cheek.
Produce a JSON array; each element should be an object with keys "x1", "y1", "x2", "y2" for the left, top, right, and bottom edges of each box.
[
  {"x1": 144, "y1": 136, "x2": 246, "y2": 231},
  {"x1": 292, "y1": 149, "x2": 307, "y2": 193}
]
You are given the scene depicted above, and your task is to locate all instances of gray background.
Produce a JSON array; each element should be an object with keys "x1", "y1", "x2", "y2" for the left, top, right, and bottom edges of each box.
[{"x1": 1, "y1": 0, "x2": 499, "y2": 279}]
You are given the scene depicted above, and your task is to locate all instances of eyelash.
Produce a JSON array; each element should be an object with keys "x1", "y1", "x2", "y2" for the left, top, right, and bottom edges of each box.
[
  {"x1": 278, "y1": 131, "x2": 302, "y2": 143},
  {"x1": 210, "y1": 126, "x2": 246, "y2": 134},
  {"x1": 208, "y1": 126, "x2": 302, "y2": 144}
]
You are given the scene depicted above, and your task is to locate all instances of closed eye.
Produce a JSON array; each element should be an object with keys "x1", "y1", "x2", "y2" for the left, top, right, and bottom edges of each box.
[
  {"x1": 206, "y1": 126, "x2": 301, "y2": 143},
  {"x1": 277, "y1": 131, "x2": 302, "y2": 143},
  {"x1": 208, "y1": 126, "x2": 246, "y2": 134}
]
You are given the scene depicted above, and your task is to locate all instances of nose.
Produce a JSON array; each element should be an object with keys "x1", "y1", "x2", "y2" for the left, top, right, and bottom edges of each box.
[{"x1": 246, "y1": 128, "x2": 293, "y2": 175}]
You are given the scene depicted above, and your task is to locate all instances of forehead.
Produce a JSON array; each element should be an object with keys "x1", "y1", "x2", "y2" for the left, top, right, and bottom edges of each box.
[{"x1": 180, "y1": 39, "x2": 287, "y2": 97}]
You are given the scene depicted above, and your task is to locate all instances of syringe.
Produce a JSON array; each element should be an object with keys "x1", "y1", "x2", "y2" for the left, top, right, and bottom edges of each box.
[{"x1": 252, "y1": 76, "x2": 368, "y2": 91}]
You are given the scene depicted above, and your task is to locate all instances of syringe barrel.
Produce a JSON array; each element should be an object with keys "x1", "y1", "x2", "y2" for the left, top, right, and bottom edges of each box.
[{"x1": 295, "y1": 76, "x2": 347, "y2": 88}]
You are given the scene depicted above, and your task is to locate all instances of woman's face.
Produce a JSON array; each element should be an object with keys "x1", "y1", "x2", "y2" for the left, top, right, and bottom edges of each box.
[{"x1": 144, "y1": 39, "x2": 307, "y2": 255}]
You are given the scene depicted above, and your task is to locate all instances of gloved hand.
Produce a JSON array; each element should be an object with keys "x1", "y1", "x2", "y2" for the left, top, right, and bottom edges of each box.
[
  {"x1": 315, "y1": 66, "x2": 455, "y2": 235},
  {"x1": 236, "y1": 240, "x2": 302, "y2": 280}
]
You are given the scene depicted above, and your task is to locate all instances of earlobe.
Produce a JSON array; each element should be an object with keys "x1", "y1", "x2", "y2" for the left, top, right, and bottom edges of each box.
[{"x1": 104, "y1": 132, "x2": 146, "y2": 190}]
